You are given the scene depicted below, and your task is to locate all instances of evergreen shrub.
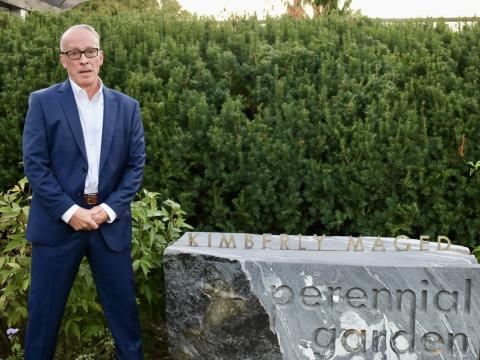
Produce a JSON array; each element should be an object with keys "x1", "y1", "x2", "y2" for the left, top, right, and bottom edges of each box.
[{"x1": 1, "y1": 10, "x2": 480, "y2": 247}]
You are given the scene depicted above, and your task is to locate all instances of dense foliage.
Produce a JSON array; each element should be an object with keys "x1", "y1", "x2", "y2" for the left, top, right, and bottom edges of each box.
[
  {"x1": 0, "y1": 178, "x2": 191, "y2": 358},
  {"x1": 1, "y1": 9, "x2": 480, "y2": 248}
]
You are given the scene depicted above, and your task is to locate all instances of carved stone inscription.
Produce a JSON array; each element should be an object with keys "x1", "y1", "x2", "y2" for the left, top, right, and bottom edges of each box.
[
  {"x1": 271, "y1": 279, "x2": 474, "y2": 358},
  {"x1": 244, "y1": 263, "x2": 480, "y2": 359},
  {"x1": 166, "y1": 233, "x2": 480, "y2": 360}
]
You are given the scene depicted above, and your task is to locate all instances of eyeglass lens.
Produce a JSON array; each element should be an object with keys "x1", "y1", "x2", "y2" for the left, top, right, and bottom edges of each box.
[{"x1": 65, "y1": 48, "x2": 98, "y2": 60}]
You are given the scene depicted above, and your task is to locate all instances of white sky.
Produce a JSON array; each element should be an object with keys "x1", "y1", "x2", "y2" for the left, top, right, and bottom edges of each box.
[{"x1": 177, "y1": 0, "x2": 480, "y2": 19}]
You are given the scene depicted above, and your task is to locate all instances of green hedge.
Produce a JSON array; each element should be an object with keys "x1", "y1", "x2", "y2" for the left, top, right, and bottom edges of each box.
[{"x1": 1, "y1": 10, "x2": 480, "y2": 247}]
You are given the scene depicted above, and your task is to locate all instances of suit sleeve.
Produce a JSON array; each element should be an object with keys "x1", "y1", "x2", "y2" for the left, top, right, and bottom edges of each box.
[
  {"x1": 23, "y1": 93, "x2": 76, "y2": 220},
  {"x1": 104, "y1": 100, "x2": 146, "y2": 217}
]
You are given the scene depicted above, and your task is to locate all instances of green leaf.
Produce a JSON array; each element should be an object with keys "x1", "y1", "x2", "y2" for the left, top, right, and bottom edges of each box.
[
  {"x1": 3, "y1": 238, "x2": 21, "y2": 253},
  {"x1": 22, "y1": 277, "x2": 30, "y2": 291},
  {"x1": 132, "y1": 259, "x2": 141, "y2": 272},
  {"x1": 7, "y1": 262, "x2": 20, "y2": 269},
  {"x1": 71, "y1": 322, "x2": 81, "y2": 339},
  {"x1": 140, "y1": 260, "x2": 151, "y2": 277}
]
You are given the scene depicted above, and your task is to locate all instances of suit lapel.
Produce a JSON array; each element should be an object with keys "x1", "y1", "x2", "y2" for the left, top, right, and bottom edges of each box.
[
  {"x1": 58, "y1": 80, "x2": 87, "y2": 162},
  {"x1": 100, "y1": 86, "x2": 117, "y2": 172}
]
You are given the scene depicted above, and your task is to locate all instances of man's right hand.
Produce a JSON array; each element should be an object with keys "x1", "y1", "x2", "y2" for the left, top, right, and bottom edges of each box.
[{"x1": 68, "y1": 208, "x2": 99, "y2": 231}]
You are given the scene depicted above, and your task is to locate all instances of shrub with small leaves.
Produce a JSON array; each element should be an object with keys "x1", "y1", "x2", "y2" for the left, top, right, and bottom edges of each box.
[
  {"x1": 0, "y1": 177, "x2": 30, "y2": 358},
  {"x1": 0, "y1": 179, "x2": 191, "y2": 359}
]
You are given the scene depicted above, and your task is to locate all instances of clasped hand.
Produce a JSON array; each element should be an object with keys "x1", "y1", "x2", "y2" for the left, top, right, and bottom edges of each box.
[{"x1": 68, "y1": 206, "x2": 109, "y2": 231}]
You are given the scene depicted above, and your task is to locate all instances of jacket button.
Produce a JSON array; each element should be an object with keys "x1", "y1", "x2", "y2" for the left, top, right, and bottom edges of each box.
[{"x1": 82, "y1": 166, "x2": 87, "y2": 172}]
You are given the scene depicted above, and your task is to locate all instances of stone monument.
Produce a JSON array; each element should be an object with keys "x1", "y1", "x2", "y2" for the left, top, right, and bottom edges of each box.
[{"x1": 164, "y1": 232, "x2": 480, "y2": 359}]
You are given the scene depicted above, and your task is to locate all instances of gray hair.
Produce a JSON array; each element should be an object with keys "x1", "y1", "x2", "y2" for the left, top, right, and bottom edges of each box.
[{"x1": 60, "y1": 24, "x2": 101, "y2": 51}]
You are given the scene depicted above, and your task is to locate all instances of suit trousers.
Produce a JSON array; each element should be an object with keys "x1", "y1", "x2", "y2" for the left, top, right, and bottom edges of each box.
[{"x1": 24, "y1": 229, "x2": 143, "y2": 360}]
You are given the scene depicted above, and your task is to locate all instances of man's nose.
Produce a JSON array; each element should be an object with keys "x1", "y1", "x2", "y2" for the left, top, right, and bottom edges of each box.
[{"x1": 79, "y1": 52, "x2": 89, "y2": 63}]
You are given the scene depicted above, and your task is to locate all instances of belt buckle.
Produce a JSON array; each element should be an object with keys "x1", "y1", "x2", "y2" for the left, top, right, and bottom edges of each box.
[{"x1": 84, "y1": 194, "x2": 98, "y2": 206}]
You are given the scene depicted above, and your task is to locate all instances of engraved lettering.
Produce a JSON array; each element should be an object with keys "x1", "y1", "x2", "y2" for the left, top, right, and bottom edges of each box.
[
  {"x1": 435, "y1": 290, "x2": 459, "y2": 313},
  {"x1": 372, "y1": 330, "x2": 387, "y2": 352},
  {"x1": 448, "y1": 333, "x2": 469, "y2": 354},
  {"x1": 422, "y1": 332, "x2": 444, "y2": 354},
  {"x1": 328, "y1": 287, "x2": 342, "y2": 308},
  {"x1": 302, "y1": 286, "x2": 323, "y2": 308},
  {"x1": 229, "y1": 231, "x2": 476, "y2": 359},
  {"x1": 396, "y1": 289, "x2": 416, "y2": 313},
  {"x1": 346, "y1": 288, "x2": 367, "y2": 308},
  {"x1": 372, "y1": 289, "x2": 392, "y2": 310},
  {"x1": 312, "y1": 328, "x2": 336, "y2": 359},
  {"x1": 465, "y1": 278, "x2": 471, "y2": 313},
  {"x1": 271, "y1": 285, "x2": 293, "y2": 305},
  {"x1": 391, "y1": 331, "x2": 414, "y2": 354},
  {"x1": 421, "y1": 280, "x2": 429, "y2": 312},
  {"x1": 341, "y1": 329, "x2": 366, "y2": 353}
]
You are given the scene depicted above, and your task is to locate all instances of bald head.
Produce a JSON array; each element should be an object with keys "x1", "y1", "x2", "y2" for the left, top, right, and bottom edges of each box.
[{"x1": 60, "y1": 24, "x2": 100, "y2": 52}]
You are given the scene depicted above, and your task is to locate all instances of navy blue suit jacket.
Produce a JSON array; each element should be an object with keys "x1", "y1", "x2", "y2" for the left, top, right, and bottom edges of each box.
[{"x1": 23, "y1": 80, "x2": 145, "y2": 251}]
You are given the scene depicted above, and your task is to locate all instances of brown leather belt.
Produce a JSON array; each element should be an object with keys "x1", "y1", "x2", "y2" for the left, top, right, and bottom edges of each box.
[{"x1": 83, "y1": 193, "x2": 99, "y2": 206}]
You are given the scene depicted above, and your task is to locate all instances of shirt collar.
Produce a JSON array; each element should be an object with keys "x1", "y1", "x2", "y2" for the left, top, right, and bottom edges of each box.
[{"x1": 69, "y1": 77, "x2": 104, "y2": 101}]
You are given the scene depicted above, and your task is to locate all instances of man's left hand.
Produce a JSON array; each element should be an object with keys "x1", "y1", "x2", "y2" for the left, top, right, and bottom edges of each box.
[{"x1": 89, "y1": 206, "x2": 109, "y2": 225}]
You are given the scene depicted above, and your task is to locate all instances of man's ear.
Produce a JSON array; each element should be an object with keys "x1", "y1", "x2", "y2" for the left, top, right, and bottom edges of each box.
[{"x1": 60, "y1": 54, "x2": 67, "y2": 69}]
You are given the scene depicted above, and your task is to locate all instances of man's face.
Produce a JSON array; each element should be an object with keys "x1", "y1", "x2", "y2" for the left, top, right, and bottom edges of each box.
[{"x1": 60, "y1": 28, "x2": 104, "y2": 91}]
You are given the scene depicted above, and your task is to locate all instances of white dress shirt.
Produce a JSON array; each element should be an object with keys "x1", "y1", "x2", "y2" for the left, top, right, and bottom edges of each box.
[{"x1": 61, "y1": 78, "x2": 116, "y2": 224}]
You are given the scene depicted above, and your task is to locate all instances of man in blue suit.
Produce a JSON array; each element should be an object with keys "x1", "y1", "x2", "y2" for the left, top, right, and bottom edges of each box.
[{"x1": 22, "y1": 24, "x2": 145, "y2": 359}]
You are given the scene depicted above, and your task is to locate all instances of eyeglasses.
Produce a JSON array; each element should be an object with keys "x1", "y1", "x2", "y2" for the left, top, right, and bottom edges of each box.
[{"x1": 61, "y1": 48, "x2": 99, "y2": 60}]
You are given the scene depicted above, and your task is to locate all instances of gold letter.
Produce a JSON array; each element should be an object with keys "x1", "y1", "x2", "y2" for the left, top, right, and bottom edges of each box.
[
  {"x1": 437, "y1": 236, "x2": 451, "y2": 251},
  {"x1": 419, "y1": 235, "x2": 429, "y2": 251},
  {"x1": 262, "y1": 233, "x2": 271, "y2": 249},
  {"x1": 394, "y1": 235, "x2": 411, "y2": 251},
  {"x1": 244, "y1": 233, "x2": 254, "y2": 249},
  {"x1": 314, "y1": 234, "x2": 324, "y2": 250},
  {"x1": 280, "y1": 234, "x2": 289, "y2": 250},
  {"x1": 298, "y1": 234, "x2": 306, "y2": 250},
  {"x1": 188, "y1": 232, "x2": 198, "y2": 247},
  {"x1": 219, "y1": 234, "x2": 236, "y2": 248},
  {"x1": 372, "y1": 236, "x2": 386, "y2": 251},
  {"x1": 347, "y1": 236, "x2": 364, "y2": 251}
]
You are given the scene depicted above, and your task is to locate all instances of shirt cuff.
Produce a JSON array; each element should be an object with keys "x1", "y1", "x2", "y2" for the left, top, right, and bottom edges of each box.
[
  {"x1": 61, "y1": 204, "x2": 80, "y2": 224},
  {"x1": 100, "y1": 203, "x2": 117, "y2": 223}
]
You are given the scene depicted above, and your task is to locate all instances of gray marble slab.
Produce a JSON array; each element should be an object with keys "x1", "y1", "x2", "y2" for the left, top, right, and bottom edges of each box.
[{"x1": 165, "y1": 232, "x2": 480, "y2": 359}]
